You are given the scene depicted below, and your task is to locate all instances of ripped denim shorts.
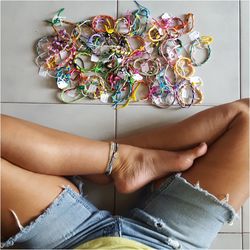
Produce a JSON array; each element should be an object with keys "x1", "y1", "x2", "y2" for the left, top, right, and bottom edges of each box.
[{"x1": 1, "y1": 173, "x2": 238, "y2": 249}]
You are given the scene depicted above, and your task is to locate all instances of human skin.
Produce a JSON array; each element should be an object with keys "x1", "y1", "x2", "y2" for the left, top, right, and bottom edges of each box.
[
  {"x1": 116, "y1": 98, "x2": 249, "y2": 210},
  {"x1": 1, "y1": 98, "x2": 249, "y2": 240}
]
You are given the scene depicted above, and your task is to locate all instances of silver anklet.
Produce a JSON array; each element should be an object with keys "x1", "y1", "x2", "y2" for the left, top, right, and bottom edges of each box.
[{"x1": 105, "y1": 142, "x2": 119, "y2": 176}]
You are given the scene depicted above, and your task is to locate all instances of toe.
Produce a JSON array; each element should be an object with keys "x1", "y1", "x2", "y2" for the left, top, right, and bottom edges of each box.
[
  {"x1": 194, "y1": 142, "x2": 208, "y2": 158},
  {"x1": 177, "y1": 142, "x2": 207, "y2": 170},
  {"x1": 186, "y1": 142, "x2": 207, "y2": 160}
]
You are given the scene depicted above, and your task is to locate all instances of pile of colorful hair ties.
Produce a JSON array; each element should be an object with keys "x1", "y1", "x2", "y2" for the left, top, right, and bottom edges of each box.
[{"x1": 35, "y1": 1, "x2": 213, "y2": 109}]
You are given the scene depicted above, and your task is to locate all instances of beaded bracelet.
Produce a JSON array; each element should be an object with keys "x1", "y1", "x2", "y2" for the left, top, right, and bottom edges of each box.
[
  {"x1": 92, "y1": 15, "x2": 115, "y2": 33},
  {"x1": 190, "y1": 38, "x2": 211, "y2": 66},
  {"x1": 164, "y1": 65, "x2": 177, "y2": 86},
  {"x1": 78, "y1": 75, "x2": 106, "y2": 99},
  {"x1": 60, "y1": 86, "x2": 86, "y2": 103},
  {"x1": 150, "y1": 83, "x2": 175, "y2": 108},
  {"x1": 133, "y1": 58, "x2": 161, "y2": 76},
  {"x1": 183, "y1": 13, "x2": 194, "y2": 34},
  {"x1": 193, "y1": 87, "x2": 204, "y2": 104},
  {"x1": 114, "y1": 17, "x2": 131, "y2": 35},
  {"x1": 111, "y1": 81, "x2": 133, "y2": 107},
  {"x1": 176, "y1": 80, "x2": 195, "y2": 108},
  {"x1": 160, "y1": 38, "x2": 182, "y2": 65},
  {"x1": 74, "y1": 52, "x2": 96, "y2": 72},
  {"x1": 166, "y1": 17, "x2": 185, "y2": 38}
]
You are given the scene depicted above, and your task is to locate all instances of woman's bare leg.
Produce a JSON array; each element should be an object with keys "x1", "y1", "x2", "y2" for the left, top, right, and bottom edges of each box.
[
  {"x1": 1, "y1": 158, "x2": 79, "y2": 239},
  {"x1": 0, "y1": 114, "x2": 207, "y2": 189},
  {"x1": 181, "y1": 104, "x2": 249, "y2": 210},
  {"x1": 117, "y1": 99, "x2": 249, "y2": 150},
  {"x1": 117, "y1": 99, "x2": 249, "y2": 210},
  {"x1": 1, "y1": 114, "x2": 110, "y2": 176},
  {"x1": 1, "y1": 119, "x2": 206, "y2": 240}
]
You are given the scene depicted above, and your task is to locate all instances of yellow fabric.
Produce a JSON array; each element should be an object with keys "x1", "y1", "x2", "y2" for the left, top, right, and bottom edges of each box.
[{"x1": 76, "y1": 237, "x2": 152, "y2": 249}]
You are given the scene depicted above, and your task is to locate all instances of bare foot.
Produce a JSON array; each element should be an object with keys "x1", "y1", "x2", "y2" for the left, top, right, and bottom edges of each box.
[{"x1": 112, "y1": 143, "x2": 207, "y2": 193}]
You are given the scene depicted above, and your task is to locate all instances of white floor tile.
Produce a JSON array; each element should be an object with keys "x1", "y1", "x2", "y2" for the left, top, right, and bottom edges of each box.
[
  {"x1": 210, "y1": 234, "x2": 242, "y2": 249},
  {"x1": 83, "y1": 179, "x2": 115, "y2": 212},
  {"x1": 243, "y1": 233, "x2": 249, "y2": 250},
  {"x1": 1, "y1": 1, "x2": 116, "y2": 103},
  {"x1": 1, "y1": 103, "x2": 115, "y2": 140},
  {"x1": 1, "y1": 103, "x2": 116, "y2": 211},
  {"x1": 118, "y1": 0, "x2": 240, "y2": 105},
  {"x1": 243, "y1": 199, "x2": 250, "y2": 232},
  {"x1": 117, "y1": 105, "x2": 210, "y2": 138},
  {"x1": 115, "y1": 189, "x2": 144, "y2": 215}
]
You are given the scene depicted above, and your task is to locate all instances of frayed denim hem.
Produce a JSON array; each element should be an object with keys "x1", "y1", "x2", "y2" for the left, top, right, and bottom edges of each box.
[
  {"x1": 1, "y1": 185, "x2": 79, "y2": 248},
  {"x1": 175, "y1": 173, "x2": 239, "y2": 225}
]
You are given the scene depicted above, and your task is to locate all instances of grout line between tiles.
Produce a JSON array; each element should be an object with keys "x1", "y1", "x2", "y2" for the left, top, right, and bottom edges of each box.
[
  {"x1": 218, "y1": 232, "x2": 245, "y2": 234},
  {"x1": 242, "y1": 233, "x2": 250, "y2": 250},
  {"x1": 116, "y1": 0, "x2": 119, "y2": 18},
  {"x1": 241, "y1": 206, "x2": 244, "y2": 248}
]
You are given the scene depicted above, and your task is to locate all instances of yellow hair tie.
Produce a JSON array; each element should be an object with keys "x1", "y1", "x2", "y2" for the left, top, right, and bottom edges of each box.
[
  {"x1": 174, "y1": 57, "x2": 195, "y2": 79},
  {"x1": 200, "y1": 36, "x2": 213, "y2": 45},
  {"x1": 193, "y1": 88, "x2": 204, "y2": 104},
  {"x1": 105, "y1": 19, "x2": 114, "y2": 34},
  {"x1": 118, "y1": 81, "x2": 142, "y2": 109},
  {"x1": 148, "y1": 25, "x2": 166, "y2": 42}
]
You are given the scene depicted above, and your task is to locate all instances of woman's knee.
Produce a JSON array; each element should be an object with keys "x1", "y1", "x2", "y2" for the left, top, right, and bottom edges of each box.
[
  {"x1": 232, "y1": 98, "x2": 249, "y2": 115},
  {"x1": 235, "y1": 99, "x2": 249, "y2": 126},
  {"x1": 223, "y1": 98, "x2": 249, "y2": 129},
  {"x1": 228, "y1": 106, "x2": 249, "y2": 133}
]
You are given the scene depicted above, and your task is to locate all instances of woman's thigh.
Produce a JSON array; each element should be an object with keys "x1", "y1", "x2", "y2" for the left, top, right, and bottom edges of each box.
[
  {"x1": 1, "y1": 158, "x2": 80, "y2": 239},
  {"x1": 181, "y1": 107, "x2": 249, "y2": 211},
  {"x1": 1, "y1": 158, "x2": 115, "y2": 249},
  {"x1": 129, "y1": 103, "x2": 249, "y2": 249},
  {"x1": 152, "y1": 100, "x2": 249, "y2": 211}
]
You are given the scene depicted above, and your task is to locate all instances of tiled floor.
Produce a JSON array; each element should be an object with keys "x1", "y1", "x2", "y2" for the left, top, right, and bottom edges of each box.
[{"x1": 1, "y1": 0, "x2": 249, "y2": 249}]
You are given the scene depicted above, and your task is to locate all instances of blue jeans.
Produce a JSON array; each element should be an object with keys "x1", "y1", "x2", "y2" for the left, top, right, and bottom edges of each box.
[{"x1": 1, "y1": 173, "x2": 237, "y2": 249}]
